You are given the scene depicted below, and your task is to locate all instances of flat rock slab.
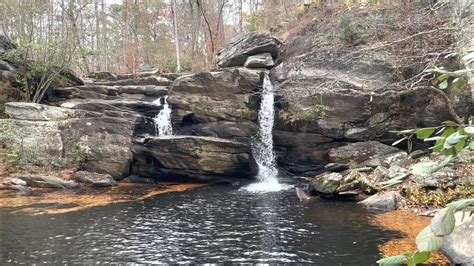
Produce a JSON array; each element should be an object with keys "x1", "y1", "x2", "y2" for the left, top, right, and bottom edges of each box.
[
  {"x1": 328, "y1": 141, "x2": 401, "y2": 167},
  {"x1": 93, "y1": 76, "x2": 171, "y2": 86},
  {"x1": 132, "y1": 135, "x2": 255, "y2": 181},
  {"x1": 217, "y1": 32, "x2": 281, "y2": 68},
  {"x1": 5, "y1": 102, "x2": 81, "y2": 121},
  {"x1": 74, "y1": 171, "x2": 117, "y2": 187},
  {"x1": 16, "y1": 175, "x2": 79, "y2": 189}
]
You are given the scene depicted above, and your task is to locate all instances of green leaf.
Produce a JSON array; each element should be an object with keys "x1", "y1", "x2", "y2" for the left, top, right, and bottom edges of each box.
[
  {"x1": 465, "y1": 126, "x2": 474, "y2": 134},
  {"x1": 442, "y1": 121, "x2": 457, "y2": 126},
  {"x1": 452, "y1": 78, "x2": 466, "y2": 90},
  {"x1": 439, "y1": 80, "x2": 448, "y2": 90},
  {"x1": 377, "y1": 255, "x2": 407, "y2": 265},
  {"x1": 416, "y1": 128, "x2": 435, "y2": 139},
  {"x1": 424, "y1": 136, "x2": 444, "y2": 142},
  {"x1": 437, "y1": 73, "x2": 450, "y2": 81},
  {"x1": 446, "y1": 132, "x2": 467, "y2": 145},
  {"x1": 413, "y1": 251, "x2": 431, "y2": 264},
  {"x1": 431, "y1": 207, "x2": 455, "y2": 236},
  {"x1": 470, "y1": 141, "x2": 474, "y2": 150},
  {"x1": 447, "y1": 198, "x2": 474, "y2": 211},
  {"x1": 454, "y1": 138, "x2": 466, "y2": 153},
  {"x1": 416, "y1": 226, "x2": 444, "y2": 252},
  {"x1": 411, "y1": 162, "x2": 436, "y2": 175}
]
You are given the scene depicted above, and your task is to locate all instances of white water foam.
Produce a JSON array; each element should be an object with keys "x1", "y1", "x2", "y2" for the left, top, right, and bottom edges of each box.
[
  {"x1": 153, "y1": 96, "x2": 173, "y2": 137},
  {"x1": 243, "y1": 73, "x2": 286, "y2": 193}
]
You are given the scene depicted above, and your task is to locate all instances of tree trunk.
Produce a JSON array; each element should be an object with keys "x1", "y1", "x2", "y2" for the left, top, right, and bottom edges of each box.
[{"x1": 172, "y1": 0, "x2": 181, "y2": 73}]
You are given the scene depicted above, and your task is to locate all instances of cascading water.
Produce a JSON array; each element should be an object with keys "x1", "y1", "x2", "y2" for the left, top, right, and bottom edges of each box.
[
  {"x1": 153, "y1": 96, "x2": 173, "y2": 137},
  {"x1": 244, "y1": 73, "x2": 284, "y2": 192}
]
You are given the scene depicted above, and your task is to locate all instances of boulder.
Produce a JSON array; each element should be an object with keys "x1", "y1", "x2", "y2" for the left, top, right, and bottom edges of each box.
[
  {"x1": 74, "y1": 171, "x2": 117, "y2": 187},
  {"x1": 244, "y1": 53, "x2": 275, "y2": 69},
  {"x1": 5, "y1": 102, "x2": 81, "y2": 121},
  {"x1": 86, "y1": 71, "x2": 117, "y2": 81},
  {"x1": 217, "y1": 32, "x2": 281, "y2": 68},
  {"x1": 310, "y1": 172, "x2": 344, "y2": 194},
  {"x1": 131, "y1": 136, "x2": 255, "y2": 182},
  {"x1": 16, "y1": 175, "x2": 79, "y2": 189},
  {"x1": 441, "y1": 219, "x2": 474, "y2": 265},
  {"x1": 358, "y1": 191, "x2": 400, "y2": 211}
]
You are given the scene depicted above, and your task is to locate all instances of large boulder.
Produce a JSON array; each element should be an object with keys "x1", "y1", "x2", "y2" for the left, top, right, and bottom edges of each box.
[
  {"x1": 328, "y1": 141, "x2": 401, "y2": 167},
  {"x1": 131, "y1": 136, "x2": 255, "y2": 182},
  {"x1": 217, "y1": 32, "x2": 281, "y2": 68}
]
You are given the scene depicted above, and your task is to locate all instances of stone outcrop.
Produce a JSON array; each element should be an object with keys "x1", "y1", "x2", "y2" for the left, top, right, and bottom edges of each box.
[
  {"x1": 132, "y1": 136, "x2": 255, "y2": 182},
  {"x1": 442, "y1": 218, "x2": 474, "y2": 265},
  {"x1": 168, "y1": 67, "x2": 263, "y2": 142},
  {"x1": 216, "y1": 32, "x2": 281, "y2": 68},
  {"x1": 1, "y1": 103, "x2": 136, "y2": 178}
]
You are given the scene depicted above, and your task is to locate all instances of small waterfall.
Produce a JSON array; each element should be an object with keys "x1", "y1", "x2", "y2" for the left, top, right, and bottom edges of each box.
[
  {"x1": 153, "y1": 96, "x2": 173, "y2": 137},
  {"x1": 244, "y1": 73, "x2": 284, "y2": 192}
]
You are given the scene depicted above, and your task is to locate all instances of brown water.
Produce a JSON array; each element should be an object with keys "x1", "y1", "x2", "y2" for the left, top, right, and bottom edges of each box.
[{"x1": 0, "y1": 185, "x2": 399, "y2": 264}]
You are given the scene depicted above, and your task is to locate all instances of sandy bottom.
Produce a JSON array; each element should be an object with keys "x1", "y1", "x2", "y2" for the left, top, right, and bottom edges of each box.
[
  {"x1": 370, "y1": 210, "x2": 449, "y2": 264},
  {"x1": 0, "y1": 182, "x2": 207, "y2": 215}
]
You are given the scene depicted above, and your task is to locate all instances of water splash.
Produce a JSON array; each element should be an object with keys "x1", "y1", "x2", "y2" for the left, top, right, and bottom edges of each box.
[
  {"x1": 243, "y1": 73, "x2": 285, "y2": 193},
  {"x1": 153, "y1": 96, "x2": 173, "y2": 137}
]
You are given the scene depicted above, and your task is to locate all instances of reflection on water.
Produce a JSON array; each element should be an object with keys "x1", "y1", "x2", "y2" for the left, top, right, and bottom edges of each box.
[{"x1": 0, "y1": 185, "x2": 398, "y2": 264}]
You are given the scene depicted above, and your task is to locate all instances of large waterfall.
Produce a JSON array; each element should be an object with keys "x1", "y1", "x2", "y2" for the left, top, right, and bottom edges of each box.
[
  {"x1": 244, "y1": 73, "x2": 284, "y2": 192},
  {"x1": 153, "y1": 96, "x2": 173, "y2": 137}
]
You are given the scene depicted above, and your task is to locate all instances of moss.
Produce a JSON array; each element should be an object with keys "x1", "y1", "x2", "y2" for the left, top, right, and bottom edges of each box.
[{"x1": 72, "y1": 142, "x2": 88, "y2": 165}]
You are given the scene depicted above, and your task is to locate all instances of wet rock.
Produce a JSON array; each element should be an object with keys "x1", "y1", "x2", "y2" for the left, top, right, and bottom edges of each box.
[
  {"x1": 74, "y1": 171, "x2": 117, "y2": 187},
  {"x1": 131, "y1": 136, "x2": 255, "y2": 182},
  {"x1": 328, "y1": 141, "x2": 401, "y2": 167},
  {"x1": 296, "y1": 187, "x2": 313, "y2": 202},
  {"x1": 358, "y1": 191, "x2": 400, "y2": 211},
  {"x1": 123, "y1": 175, "x2": 161, "y2": 185},
  {"x1": 5, "y1": 102, "x2": 81, "y2": 121},
  {"x1": 217, "y1": 32, "x2": 281, "y2": 68},
  {"x1": 336, "y1": 170, "x2": 362, "y2": 193},
  {"x1": 442, "y1": 219, "x2": 474, "y2": 265},
  {"x1": 16, "y1": 175, "x2": 79, "y2": 189},
  {"x1": 244, "y1": 53, "x2": 275, "y2": 69}
]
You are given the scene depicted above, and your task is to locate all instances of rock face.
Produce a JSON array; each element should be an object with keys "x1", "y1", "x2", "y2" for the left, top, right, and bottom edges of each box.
[
  {"x1": 132, "y1": 136, "x2": 255, "y2": 182},
  {"x1": 328, "y1": 141, "x2": 401, "y2": 167},
  {"x1": 2, "y1": 103, "x2": 136, "y2": 178},
  {"x1": 169, "y1": 67, "x2": 263, "y2": 142},
  {"x1": 216, "y1": 32, "x2": 281, "y2": 68},
  {"x1": 74, "y1": 171, "x2": 117, "y2": 187},
  {"x1": 244, "y1": 53, "x2": 275, "y2": 69},
  {"x1": 270, "y1": 54, "x2": 457, "y2": 175}
]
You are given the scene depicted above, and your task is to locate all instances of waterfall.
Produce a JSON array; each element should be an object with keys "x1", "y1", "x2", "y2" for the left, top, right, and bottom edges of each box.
[
  {"x1": 153, "y1": 96, "x2": 173, "y2": 137},
  {"x1": 244, "y1": 73, "x2": 284, "y2": 192}
]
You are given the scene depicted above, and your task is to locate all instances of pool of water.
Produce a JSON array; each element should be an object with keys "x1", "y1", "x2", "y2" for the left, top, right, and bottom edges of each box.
[{"x1": 0, "y1": 184, "x2": 398, "y2": 264}]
